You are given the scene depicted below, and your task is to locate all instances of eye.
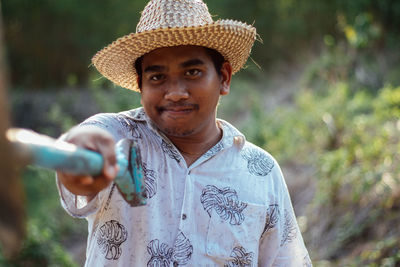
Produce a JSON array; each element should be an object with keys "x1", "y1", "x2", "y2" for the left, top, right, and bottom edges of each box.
[
  {"x1": 185, "y1": 69, "x2": 201, "y2": 77},
  {"x1": 149, "y1": 74, "x2": 165, "y2": 81}
]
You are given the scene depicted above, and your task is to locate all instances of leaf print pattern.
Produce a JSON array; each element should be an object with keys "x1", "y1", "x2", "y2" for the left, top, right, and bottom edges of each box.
[
  {"x1": 135, "y1": 109, "x2": 146, "y2": 120},
  {"x1": 224, "y1": 246, "x2": 254, "y2": 267},
  {"x1": 142, "y1": 162, "x2": 157, "y2": 198},
  {"x1": 161, "y1": 140, "x2": 181, "y2": 163},
  {"x1": 281, "y1": 209, "x2": 297, "y2": 246},
  {"x1": 97, "y1": 220, "x2": 128, "y2": 260},
  {"x1": 262, "y1": 204, "x2": 280, "y2": 236},
  {"x1": 147, "y1": 231, "x2": 192, "y2": 267},
  {"x1": 204, "y1": 142, "x2": 224, "y2": 158},
  {"x1": 147, "y1": 239, "x2": 173, "y2": 267},
  {"x1": 171, "y1": 232, "x2": 193, "y2": 265},
  {"x1": 200, "y1": 185, "x2": 247, "y2": 225},
  {"x1": 241, "y1": 147, "x2": 274, "y2": 176},
  {"x1": 116, "y1": 114, "x2": 141, "y2": 139}
]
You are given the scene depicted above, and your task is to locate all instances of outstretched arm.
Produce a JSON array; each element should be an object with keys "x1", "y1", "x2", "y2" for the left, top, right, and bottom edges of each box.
[{"x1": 57, "y1": 126, "x2": 119, "y2": 201}]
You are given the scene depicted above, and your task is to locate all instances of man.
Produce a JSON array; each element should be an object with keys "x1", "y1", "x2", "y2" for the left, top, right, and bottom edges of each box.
[{"x1": 57, "y1": 0, "x2": 312, "y2": 266}]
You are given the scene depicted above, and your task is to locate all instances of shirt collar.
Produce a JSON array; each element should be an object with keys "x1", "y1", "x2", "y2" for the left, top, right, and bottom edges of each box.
[
  {"x1": 120, "y1": 107, "x2": 161, "y2": 134},
  {"x1": 217, "y1": 119, "x2": 246, "y2": 150}
]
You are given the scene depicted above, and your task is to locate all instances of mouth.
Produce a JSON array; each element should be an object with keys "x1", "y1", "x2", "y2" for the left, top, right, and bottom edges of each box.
[{"x1": 158, "y1": 104, "x2": 199, "y2": 116}]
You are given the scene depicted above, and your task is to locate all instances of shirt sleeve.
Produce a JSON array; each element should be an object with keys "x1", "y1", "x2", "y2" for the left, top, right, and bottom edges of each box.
[
  {"x1": 258, "y1": 163, "x2": 312, "y2": 267},
  {"x1": 55, "y1": 113, "x2": 125, "y2": 218}
]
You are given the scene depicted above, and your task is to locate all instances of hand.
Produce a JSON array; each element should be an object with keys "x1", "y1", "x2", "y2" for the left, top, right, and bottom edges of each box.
[{"x1": 57, "y1": 126, "x2": 119, "y2": 199}]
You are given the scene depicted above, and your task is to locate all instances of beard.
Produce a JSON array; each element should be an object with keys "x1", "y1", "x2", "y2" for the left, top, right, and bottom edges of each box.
[{"x1": 159, "y1": 125, "x2": 195, "y2": 137}]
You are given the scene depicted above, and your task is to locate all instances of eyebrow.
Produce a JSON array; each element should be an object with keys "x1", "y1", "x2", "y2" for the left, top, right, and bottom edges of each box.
[
  {"x1": 144, "y1": 65, "x2": 166, "y2": 73},
  {"x1": 180, "y1": 59, "x2": 205, "y2": 68},
  {"x1": 143, "y1": 58, "x2": 205, "y2": 73}
]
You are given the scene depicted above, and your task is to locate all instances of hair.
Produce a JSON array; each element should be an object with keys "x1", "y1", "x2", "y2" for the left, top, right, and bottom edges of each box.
[{"x1": 134, "y1": 47, "x2": 225, "y2": 89}]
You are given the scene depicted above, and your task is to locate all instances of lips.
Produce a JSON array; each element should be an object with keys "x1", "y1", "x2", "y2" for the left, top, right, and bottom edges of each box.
[{"x1": 158, "y1": 103, "x2": 199, "y2": 115}]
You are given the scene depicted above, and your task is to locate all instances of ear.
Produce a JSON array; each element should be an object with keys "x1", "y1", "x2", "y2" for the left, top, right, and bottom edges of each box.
[
  {"x1": 137, "y1": 76, "x2": 142, "y2": 93},
  {"x1": 137, "y1": 77, "x2": 144, "y2": 106},
  {"x1": 219, "y1": 61, "x2": 232, "y2": 96}
]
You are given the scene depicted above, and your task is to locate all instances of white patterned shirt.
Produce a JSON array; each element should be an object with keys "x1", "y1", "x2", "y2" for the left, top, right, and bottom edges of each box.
[{"x1": 57, "y1": 107, "x2": 312, "y2": 267}]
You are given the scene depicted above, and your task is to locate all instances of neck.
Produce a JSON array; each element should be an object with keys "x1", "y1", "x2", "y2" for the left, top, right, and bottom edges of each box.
[{"x1": 166, "y1": 121, "x2": 222, "y2": 166}]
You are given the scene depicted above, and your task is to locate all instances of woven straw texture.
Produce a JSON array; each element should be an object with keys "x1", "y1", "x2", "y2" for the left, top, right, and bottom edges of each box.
[{"x1": 92, "y1": 0, "x2": 257, "y2": 91}]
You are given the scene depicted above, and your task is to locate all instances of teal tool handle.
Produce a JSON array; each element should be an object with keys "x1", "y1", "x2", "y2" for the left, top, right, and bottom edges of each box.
[
  {"x1": 7, "y1": 128, "x2": 146, "y2": 206},
  {"x1": 7, "y1": 128, "x2": 105, "y2": 176},
  {"x1": 29, "y1": 142, "x2": 104, "y2": 176}
]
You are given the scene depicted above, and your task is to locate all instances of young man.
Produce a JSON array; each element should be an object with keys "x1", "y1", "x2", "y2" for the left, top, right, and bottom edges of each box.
[{"x1": 57, "y1": 0, "x2": 312, "y2": 266}]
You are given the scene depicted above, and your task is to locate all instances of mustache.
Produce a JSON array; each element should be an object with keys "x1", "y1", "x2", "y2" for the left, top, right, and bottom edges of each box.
[{"x1": 157, "y1": 102, "x2": 199, "y2": 112}]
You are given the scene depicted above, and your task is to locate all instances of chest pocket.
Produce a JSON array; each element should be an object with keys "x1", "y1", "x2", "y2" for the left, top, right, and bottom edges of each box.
[{"x1": 205, "y1": 202, "x2": 267, "y2": 263}]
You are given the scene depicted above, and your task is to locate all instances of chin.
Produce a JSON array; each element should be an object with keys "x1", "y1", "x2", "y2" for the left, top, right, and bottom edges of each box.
[{"x1": 161, "y1": 126, "x2": 195, "y2": 137}]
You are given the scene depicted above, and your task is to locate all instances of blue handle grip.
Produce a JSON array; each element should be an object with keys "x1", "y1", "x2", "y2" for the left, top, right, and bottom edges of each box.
[
  {"x1": 7, "y1": 128, "x2": 146, "y2": 206},
  {"x1": 29, "y1": 143, "x2": 104, "y2": 176},
  {"x1": 29, "y1": 139, "x2": 146, "y2": 205}
]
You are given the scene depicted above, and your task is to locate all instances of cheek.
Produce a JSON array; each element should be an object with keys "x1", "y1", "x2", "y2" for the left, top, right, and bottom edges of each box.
[
  {"x1": 197, "y1": 92, "x2": 220, "y2": 113},
  {"x1": 139, "y1": 93, "x2": 154, "y2": 114},
  {"x1": 140, "y1": 90, "x2": 160, "y2": 105}
]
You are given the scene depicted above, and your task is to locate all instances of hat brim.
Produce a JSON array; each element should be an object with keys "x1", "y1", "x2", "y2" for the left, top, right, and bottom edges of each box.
[{"x1": 92, "y1": 20, "x2": 256, "y2": 92}]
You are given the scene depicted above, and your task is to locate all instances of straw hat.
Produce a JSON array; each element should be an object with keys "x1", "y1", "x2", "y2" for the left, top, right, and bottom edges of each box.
[{"x1": 92, "y1": 0, "x2": 257, "y2": 92}]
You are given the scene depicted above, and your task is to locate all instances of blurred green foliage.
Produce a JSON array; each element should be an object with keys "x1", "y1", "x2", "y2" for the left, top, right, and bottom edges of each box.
[
  {"x1": 3, "y1": 0, "x2": 400, "y2": 89},
  {"x1": 3, "y1": 0, "x2": 146, "y2": 89},
  {"x1": 0, "y1": 168, "x2": 85, "y2": 266}
]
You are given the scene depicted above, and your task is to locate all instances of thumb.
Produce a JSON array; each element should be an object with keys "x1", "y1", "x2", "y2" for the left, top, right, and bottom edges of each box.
[{"x1": 105, "y1": 164, "x2": 119, "y2": 180}]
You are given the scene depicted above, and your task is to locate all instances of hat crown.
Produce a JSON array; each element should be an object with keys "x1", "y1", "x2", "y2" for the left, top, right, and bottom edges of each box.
[{"x1": 136, "y1": 0, "x2": 213, "y2": 33}]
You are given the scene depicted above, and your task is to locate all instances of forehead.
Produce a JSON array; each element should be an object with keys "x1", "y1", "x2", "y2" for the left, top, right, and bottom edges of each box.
[{"x1": 141, "y1": 45, "x2": 212, "y2": 67}]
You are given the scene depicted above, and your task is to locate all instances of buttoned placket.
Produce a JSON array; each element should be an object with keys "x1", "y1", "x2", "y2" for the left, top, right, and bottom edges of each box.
[
  {"x1": 171, "y1": 161, "x2": 203, "y2": 266},
  {"x1": 171, "y1": 149, "x2": 219, "y2": 263},
  {"x1": 178, "y1": 158, "x2": 190, "y2": 222},
  {"x1": 178, "y1": 168, "x2": 191, "y2": 227},
  {"x1": 176, "y1": 157, "x2": 208, "y2": 232}
]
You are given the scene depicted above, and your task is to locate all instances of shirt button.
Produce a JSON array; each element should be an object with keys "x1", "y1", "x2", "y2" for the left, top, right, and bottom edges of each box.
[
  {"x1": 182, "y1": 214, "x2": 187, "y2": 220},
  {"x1": 173, "y1": 261, "x2": 178, "y2": 267}
]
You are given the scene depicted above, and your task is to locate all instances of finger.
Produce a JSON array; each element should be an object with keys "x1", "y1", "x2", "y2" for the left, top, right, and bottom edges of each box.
[
  {"x1": 60, "y1": 172, "x2": 93, "y2": 187},
  {"x1": 94, "y1": 136, "x2": 118, "y2": 180},
  {"x1": 80, "y1": 176, "x2": 95, "y2": 186},
  {"x1": 59, "y1": 172, "x2": 109, "y2": 196},
  {"x1": 66, "y1": 127, "x2": 118, "y2": 180}
]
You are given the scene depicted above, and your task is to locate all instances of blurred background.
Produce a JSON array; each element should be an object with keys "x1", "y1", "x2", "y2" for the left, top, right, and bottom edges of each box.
[{"x1": 1, "y1": 0, "x2": 400, "y2": 266}]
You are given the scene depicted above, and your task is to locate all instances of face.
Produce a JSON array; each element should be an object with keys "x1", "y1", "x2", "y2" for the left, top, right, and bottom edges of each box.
[{"x1": 139, "y1": 45, "x2": 232, "y2": 138}]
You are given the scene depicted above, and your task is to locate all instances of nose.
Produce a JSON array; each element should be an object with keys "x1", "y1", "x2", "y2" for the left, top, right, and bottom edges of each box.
[{"x1": 164, "y1": 79, "x2": 189, "y2": 102}]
